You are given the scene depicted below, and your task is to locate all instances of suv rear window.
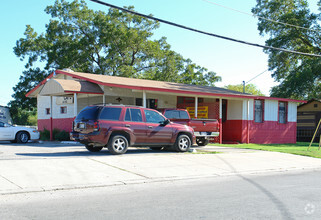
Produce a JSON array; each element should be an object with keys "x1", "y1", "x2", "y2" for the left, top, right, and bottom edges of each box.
[
  {"x1": 76, "y1": 106, "x2": 101, "y2": 120},
  {"x1": 99, "y1": 107, "x2": 122, "y2": 120}
]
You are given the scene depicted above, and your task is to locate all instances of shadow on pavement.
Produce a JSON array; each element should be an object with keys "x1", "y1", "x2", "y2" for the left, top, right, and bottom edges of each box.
[
  {"x1": 216, "y1": 155, "x2": 295, "y2": 220},
  {"x1": 15, "y1": 148, "x2": 178, "y2": 158}
]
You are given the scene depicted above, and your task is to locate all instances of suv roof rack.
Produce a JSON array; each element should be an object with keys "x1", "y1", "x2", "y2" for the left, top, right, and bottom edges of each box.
[{"x1": 93, "y1": 103, "x2": 144, "y2": 107}]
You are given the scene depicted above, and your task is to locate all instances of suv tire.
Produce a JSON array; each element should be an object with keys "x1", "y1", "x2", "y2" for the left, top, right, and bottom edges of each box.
[
  {"x1": 108, "y1": 135, "x2": 129, "y2": 155},
  {"x1": 174, "y1": 134, "x2": 191, "y2": 152},
  {"x1": 85, "y1": 144, "x2": 103, "y2": 152}
]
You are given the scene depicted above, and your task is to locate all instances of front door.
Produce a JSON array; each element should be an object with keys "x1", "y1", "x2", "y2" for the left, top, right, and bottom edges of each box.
[{"x1": 144, "y1": 109, "x2": 173, "y2": 144}]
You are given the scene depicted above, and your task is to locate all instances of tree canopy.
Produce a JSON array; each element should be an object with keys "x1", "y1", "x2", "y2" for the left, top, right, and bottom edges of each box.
[
  {"x1": 252, "y1": 0, "x2": 321, "y2": 100},
  {"x1": 224, "y1": 84, "x2": 264, "y2": 96},
  {"x1": 11, "y1": 0, "x2": 221, "y2": 115}
]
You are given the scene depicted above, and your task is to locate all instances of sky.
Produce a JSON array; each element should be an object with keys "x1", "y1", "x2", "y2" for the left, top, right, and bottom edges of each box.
[{"x1": 0, "y1": 0, "x2": 319, "y2": 106}]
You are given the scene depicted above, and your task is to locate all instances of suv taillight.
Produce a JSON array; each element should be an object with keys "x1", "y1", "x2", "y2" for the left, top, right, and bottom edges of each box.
[{"x1": 94, "y1": 121, "x2": 100, "y2": 132}]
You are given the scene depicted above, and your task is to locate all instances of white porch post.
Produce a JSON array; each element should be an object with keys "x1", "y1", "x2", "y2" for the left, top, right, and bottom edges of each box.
[
  {"x1": 194, "y1": 97, "x2": 198, "y2": 118},
  {"x1": 102, "y1": 87, "x2": 106, "y2": 105},
  {"x1": 74, "y1": 93, "x2": 78, "y2": 117},
  {"x1": 143, "y1": 90, "x2": 147, "y2": 107}
]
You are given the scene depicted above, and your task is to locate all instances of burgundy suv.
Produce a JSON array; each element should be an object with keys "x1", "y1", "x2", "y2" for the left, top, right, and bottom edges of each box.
[{"x1": 70, "y1": 105, "x2": 196, "y2": 155}]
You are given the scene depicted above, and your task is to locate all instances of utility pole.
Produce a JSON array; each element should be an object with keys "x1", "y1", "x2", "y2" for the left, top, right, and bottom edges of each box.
[{"x1": 242, "y1": 81, "x2": 245, "y2": 93}]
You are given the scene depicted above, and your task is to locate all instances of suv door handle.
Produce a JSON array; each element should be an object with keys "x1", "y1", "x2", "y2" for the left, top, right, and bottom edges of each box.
[
  {"x1": 148, "y1": 126, "x2": 153, "y2": 129},
  {"x1": 125, "y1": 124, "x2": 131, "y2": 127}
]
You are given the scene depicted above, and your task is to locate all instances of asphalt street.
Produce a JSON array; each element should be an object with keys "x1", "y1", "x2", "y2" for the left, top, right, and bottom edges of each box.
[
  {"x1": 1, "y1": 141, "x2": 321, "y2": 219},
  {"x1": 1, "y1": 170, "x2": 321, "y2": 219}
]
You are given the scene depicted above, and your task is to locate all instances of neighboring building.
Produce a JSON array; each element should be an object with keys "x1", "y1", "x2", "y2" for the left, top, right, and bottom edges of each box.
[
  {"x1": 297, "y1": 99, "x2": 321, "y2": 142},
  {"x1": 26, "y1": 69, "x2": 306, "y2": 144},
  {"x1": 0, "y1": 106, "x2": 12, "y2": 124}
]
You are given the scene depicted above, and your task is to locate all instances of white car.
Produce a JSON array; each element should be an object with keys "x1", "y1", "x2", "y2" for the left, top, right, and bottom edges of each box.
[{"x1": 0, "y1": 120, "x2": 40, "y2": 143}]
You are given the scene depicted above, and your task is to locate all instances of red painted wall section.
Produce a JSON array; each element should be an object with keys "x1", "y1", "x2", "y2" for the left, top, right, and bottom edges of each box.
[
  {"x1": 222, "y1": 120, "x2": 296, "y2": 144},
  {"x1": 222, "y1": 120, "x2": 243, "y2": 143},
  {"x1": 248, "y1": 121, "x2": 296, "y2": 144},
  {"x1": 38, "y1": 118, "x2": 74, "y2": 132}
]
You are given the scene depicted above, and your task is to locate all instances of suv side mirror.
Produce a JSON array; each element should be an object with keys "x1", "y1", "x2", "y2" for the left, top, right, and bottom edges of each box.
[{"x1": 160, "y1": 119, "x2": 170, "y2": 126}]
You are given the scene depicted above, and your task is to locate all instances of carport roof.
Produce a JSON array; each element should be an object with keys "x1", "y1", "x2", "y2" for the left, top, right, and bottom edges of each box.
[{"x1": 26, "y1": 69, "x2": 306, "y2": 103}]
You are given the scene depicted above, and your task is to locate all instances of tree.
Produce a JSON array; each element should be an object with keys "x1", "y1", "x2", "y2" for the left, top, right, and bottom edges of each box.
[
  {"x1": 224, "y1": 84, "x2": 264, "y2": 96},
  {"x1": 252, "y1": 0, "x2": 321, "y2": 100},
  {"x1": 12, "y1": 0, "x2": 221, "y2": 115}
]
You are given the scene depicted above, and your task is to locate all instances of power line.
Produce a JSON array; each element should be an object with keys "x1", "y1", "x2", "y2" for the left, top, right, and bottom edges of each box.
[
  {"x1": 246, "y1": 69, "x2": 269, "y2": 84},
  {"x1": 202, "y1": 0, "x2": 319, "y2": 33},
  {"x1": 89, "y1": 0, "x2": 321, "y2": 58}
]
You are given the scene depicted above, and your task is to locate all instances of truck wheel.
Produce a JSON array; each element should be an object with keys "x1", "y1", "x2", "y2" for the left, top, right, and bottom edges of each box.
[
  {"x1": 108, "y1": 135, "x2": 129, "y2": 155},
  {"x1": 85, "y1": 144, "x2": 103, "y2": 152},
  {"x1": 174, "y1": 134, "x2": 191, "y2": 152},
  {"x1": 16, "y1": 131, "x2": 29, "y2": 143},
  {"x1": 196, "y1": 138, "x2": 209, "y2": 146}
]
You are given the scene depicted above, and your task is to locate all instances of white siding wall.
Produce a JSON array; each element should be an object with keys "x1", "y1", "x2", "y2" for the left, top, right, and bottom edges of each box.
[
  {"x1": 264, "y1": 100, "x2": 278, "y2": 122},
  {"x1": 227, "y1": 100, "x2": 243, "y2": 120},
  {"x1": 288, "y1": 102, "x2": 297, "y2": 122},
  {"x1": 37, "y1": 95, "x2": 75, "y2": 119},
  {"x1": 242, "y1": 99, "x2": 254, "y2": 120}
]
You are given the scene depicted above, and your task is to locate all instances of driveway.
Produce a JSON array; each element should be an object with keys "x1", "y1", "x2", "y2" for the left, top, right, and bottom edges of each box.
[{"x1": 1, "y1": 141, "x2": 321, "y2": 195}]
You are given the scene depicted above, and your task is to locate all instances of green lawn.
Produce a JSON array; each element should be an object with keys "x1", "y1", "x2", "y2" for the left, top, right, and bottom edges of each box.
[{"x1": 210, "y1": 142, "x2": 321, "y2": 159}]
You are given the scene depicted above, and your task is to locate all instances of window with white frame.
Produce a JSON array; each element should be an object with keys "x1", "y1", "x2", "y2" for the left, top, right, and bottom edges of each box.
[
  {"x1": 279, "y1": 102, "x2": 287, "y2": 124},
  {"x1": 254, "y1": 100, "x2": 263, "y2": 123}
]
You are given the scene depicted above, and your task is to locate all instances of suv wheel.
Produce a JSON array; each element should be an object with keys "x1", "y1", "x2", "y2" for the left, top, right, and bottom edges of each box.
[
  {"x1": 174, "y1": 134, "x2": 191, "y2": 152},
  {"x1": 16, "y1": 131, "x2": 29, "y2": 143},
  {"x1": 85, "y1": 144, "x2": 103, "y2": 152},
  {"x1": 108, "y1": 135, "x2": 129, "y2": 155}
]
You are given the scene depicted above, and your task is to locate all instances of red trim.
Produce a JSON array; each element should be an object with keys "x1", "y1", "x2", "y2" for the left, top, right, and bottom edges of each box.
[
  {"x1": 278, "y1": 101, "x2": 288, "y2": 124},
  {"x1": 253, "y1": 99, "x2": 264, "y2": 123},
  {"x1": 25, "y1": 72, "x2": 55, "y2": 97},
  {"x1": 50, "y1": 117, "x2": 53, "y2": 141},
  {"x1": 54, "y1": 70, "x2": 306, "y2": 103}
]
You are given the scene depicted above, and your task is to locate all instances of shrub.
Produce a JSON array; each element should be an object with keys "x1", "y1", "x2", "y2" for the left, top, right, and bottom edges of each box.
[
  {"x1": 39, "y1": 128, "x2": 70, "y2": 141},
  {"x1": 40, "y1": 128, "x2": 50, "y2": 141},
  {"x1": 54, "y1": 130, "x2": 70, "y2": 141}
]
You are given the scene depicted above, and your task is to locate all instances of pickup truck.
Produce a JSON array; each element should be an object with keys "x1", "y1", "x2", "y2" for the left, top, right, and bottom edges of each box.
[{"x1": 159, "y1": 109, "x2": 219, "y2": 146}]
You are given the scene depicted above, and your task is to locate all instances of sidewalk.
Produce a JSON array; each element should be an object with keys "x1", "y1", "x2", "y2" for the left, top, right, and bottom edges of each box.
[{"x1": 1, "y1": 143, "x2": 321, "y2": 195}]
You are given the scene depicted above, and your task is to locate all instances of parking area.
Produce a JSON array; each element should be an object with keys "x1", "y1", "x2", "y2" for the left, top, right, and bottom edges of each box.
[{"x1": 1, "y1": 141, "x2": 321, "y2": 195}]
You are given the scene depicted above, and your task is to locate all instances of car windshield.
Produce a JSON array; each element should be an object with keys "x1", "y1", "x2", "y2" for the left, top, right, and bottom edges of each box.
[
  {"x1": 0, "y1": 121, "x2": 12, "y2": 127},
  {"x1": 76, "y1": 106, "x2": 101, "y2": 120}
]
